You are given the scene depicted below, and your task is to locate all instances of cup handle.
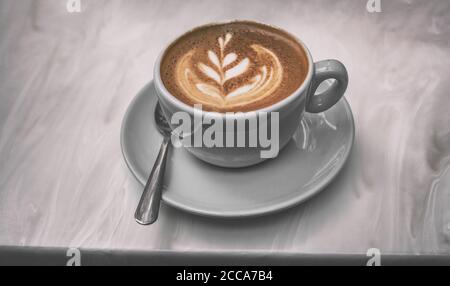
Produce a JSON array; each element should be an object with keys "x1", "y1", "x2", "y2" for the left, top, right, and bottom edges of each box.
[{"x1": 306, "y1": 59, "x2": 348, "y2": 113}]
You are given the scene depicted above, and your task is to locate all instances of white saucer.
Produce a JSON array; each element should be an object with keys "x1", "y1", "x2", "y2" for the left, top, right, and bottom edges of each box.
[{"x1": 121, "y1": 81, "x2": 355, "y2": 218}]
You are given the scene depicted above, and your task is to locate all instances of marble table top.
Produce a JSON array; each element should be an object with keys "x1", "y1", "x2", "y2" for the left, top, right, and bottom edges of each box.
[{"x1": 0, "y1": 0, "x2": 449, "y2": 260}]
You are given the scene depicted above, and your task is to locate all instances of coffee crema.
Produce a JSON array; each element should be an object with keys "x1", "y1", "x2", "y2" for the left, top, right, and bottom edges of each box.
[{"x1": 160, "y1": 21, "x2": 309, "y2": 112}]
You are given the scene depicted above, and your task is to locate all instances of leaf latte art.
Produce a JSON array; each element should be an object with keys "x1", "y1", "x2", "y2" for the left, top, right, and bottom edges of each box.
[
  {"x1": 161, "y1": 21, "x2": 309, "y2": 112},
  {"x1": 176, "y1": 33, "x2": 283, "y2": 110}
]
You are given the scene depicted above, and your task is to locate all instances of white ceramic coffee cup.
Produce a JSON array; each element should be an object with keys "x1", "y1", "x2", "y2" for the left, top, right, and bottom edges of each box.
[{"x1": 154, "y1": 21, "x2": 348, "y2": 168}]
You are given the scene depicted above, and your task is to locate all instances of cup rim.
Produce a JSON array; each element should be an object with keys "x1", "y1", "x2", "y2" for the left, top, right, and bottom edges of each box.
[{"x1": 154, "y1": 20, "x2": 314, "y2": 119}]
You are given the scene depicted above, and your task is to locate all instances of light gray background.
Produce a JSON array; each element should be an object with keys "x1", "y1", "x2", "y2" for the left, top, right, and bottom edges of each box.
[{"x1": 0, "y1": 0, "x2": 449, "y2": 257}]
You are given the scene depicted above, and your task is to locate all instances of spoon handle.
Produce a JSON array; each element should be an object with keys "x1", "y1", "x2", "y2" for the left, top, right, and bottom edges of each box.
[{"x1": 135, "y1": 137, "x2": 170, "y2": 225}]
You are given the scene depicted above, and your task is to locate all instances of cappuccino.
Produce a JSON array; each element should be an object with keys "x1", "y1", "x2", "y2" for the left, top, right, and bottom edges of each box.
[{"x1": 160, "y1": 21, "x2": 308, "y2": 112}]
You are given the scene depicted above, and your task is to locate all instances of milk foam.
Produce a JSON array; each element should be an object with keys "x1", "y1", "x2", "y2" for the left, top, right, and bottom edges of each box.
[{"x1": 175, "y1": 33, "x2": 284, "y2": 110}]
